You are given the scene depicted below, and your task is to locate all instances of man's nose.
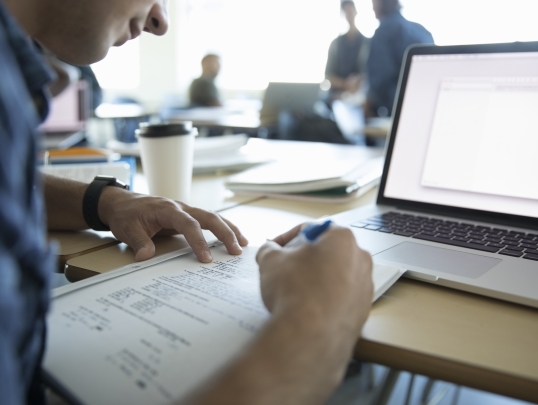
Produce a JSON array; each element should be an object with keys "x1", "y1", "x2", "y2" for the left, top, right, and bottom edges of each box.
[{"x1": 144, "y1": 3, "x2": 169, "y2": 36}]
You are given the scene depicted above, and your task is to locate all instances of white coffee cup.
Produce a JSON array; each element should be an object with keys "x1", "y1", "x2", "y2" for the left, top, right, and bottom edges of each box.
[{"x1": 136, "y1": 121, "x2": 197, "y2": 203}]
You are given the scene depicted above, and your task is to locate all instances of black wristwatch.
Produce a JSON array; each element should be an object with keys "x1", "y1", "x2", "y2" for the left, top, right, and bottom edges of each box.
[{"x1": 83, "y1": 175, "x2": 129, "y2": 231}]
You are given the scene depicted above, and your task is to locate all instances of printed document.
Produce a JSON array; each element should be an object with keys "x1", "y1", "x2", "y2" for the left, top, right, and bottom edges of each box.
[{"x1": 44, "y1": 245, "x2": 402, "y2": 405}]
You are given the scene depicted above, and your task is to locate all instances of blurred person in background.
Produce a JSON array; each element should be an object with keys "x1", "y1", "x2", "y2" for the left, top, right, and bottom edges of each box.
[
  {"x1": 325, "y1": 0, "x2": 370, "y2": 104},
  {"x1": 189, "y1": 53, "x2": 222, "y2": 107},
  {"x1": 365, "y1": 0, "x2": 433, "y2": 117}
]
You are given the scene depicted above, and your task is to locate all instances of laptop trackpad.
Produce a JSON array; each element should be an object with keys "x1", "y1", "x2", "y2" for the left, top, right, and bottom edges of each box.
[{"x1": 374, "y1": 242, "x2": 501, "y2": 279}]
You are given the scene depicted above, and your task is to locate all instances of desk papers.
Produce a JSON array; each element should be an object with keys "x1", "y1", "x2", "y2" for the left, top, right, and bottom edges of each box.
[
  {"x1": 44, "y1": 245, "x2": 403, "y2": 405},
  {"x1": 225, "y1": 157, "x2": 384, "y2": 203}
]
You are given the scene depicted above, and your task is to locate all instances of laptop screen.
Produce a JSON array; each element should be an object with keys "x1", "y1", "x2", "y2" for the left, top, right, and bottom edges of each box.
[{"x1": 383, "y1": 49, "x2": 538, "y2": 219}]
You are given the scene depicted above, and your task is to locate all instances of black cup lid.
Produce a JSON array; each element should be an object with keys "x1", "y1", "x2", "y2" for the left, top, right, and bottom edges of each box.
[{"x1": 136, "y1": 121, "x2": 193, "y2": 138}]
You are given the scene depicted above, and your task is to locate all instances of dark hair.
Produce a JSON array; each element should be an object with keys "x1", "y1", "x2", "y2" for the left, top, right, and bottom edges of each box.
[
  {"x1": 377, "y1": 0, "x2": 402, "y2": 14},
  {"x1": 340, "y1": 0, "x2": 356, "y2": 10},
  {"x1": 201, "y1": 54, "x2": 220, "y2": 64}
]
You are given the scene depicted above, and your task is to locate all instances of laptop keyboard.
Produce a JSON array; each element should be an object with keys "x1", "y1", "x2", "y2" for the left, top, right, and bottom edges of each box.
[{"x1": 352, "y1": 212, "x2": 538, "y2": 261}]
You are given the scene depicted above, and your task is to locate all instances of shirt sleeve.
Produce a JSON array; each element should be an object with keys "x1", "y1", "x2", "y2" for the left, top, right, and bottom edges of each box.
[
  {"x1": 325, "y1": 39, "x2": 338, "y2": 78},
  {"x1": 0, "y1": 247, "x2": 26, "y2": 405},
  {"x1": 367, "y1": 26, "x2": 400, "y2": 109}
]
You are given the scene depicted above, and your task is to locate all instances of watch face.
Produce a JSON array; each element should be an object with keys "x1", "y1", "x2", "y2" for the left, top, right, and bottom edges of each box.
[
  {"x1": 95, "y1": 175, "x2": 116, "y2": 181},
  {"x1": 95, "y1": 176, "x2": 128, "y2": 189}
]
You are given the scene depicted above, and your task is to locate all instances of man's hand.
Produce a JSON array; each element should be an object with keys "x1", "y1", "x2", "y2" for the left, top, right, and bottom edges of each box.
[
  {"x1": 256, "y1": 224, "x2": 373, "y2": 338},
  {"x1": 98, "y1": 186, "x2": 248, "y2": 263},
  {"x1": 179, "y1": 224, "x2": 373, "y2": 405}
]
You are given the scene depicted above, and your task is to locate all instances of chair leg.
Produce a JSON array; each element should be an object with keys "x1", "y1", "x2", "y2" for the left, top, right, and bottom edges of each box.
[
  {"x1": 422, "y1": 378, "x2": 452, "y2": 405},
  {"x1": 404, "y1": 374, "x2": 416, "y2": 405},
  {"x1": 450, "y1": 385, "x2": 462, "y2": 405},
  {"x1": 421, "y1": 379, "x2": 436, "y2": 404},
  {"x1": 369, "y1": 368, "x2": 401, "y2": 405}
]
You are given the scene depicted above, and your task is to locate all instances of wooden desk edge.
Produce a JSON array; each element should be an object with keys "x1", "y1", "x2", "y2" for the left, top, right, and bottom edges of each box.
[
  {"x1": 56, "y1": 241, "x2": 120, "y2": 273},
  {"x1": 355, "y1": 339, "x2": 538, "y2": 404}
]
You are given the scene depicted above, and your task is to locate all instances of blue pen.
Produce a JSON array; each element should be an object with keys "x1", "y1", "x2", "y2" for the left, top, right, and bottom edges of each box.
[{"x1": 286, "y1": 219, "x2": 333, "y2": 248}]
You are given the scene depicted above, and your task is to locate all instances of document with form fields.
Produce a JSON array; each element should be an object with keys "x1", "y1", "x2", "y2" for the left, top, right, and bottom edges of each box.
[{"x1": 44, "y1": 244, "x2": 404, "y2": 405}]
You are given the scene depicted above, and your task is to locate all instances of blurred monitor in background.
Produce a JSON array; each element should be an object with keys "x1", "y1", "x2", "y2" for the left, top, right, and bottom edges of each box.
[
  {"x1": 188, "y1": 54, "x2": 222, "y2": 107},
  {"x1": 365, "y1": 0, "x2": 434, "y2": 117},
  {"x1": 259, "y1": 82, "x2": 321, "y2": 127},
  {"x1": 39, "y1": 80, "x2": 90, "y2": 150},
  {"x1": 39, "y1": 54, "x2": 102, "y2": 149},
  {"x1": 325, "y1": 1, "x2": 370, "y2": 104}
]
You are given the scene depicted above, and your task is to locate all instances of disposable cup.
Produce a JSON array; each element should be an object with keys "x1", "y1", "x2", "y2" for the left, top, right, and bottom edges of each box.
[{"x1": 136, "y1": 121, "x2": 197, "y2": 202}]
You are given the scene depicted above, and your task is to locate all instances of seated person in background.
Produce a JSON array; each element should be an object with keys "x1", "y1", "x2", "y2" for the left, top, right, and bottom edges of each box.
[
  {"x1": 189, "y1": 54, "x2": 222, "y2": 107},
  {"x1": 365, "y1": 0, "x2": 434, "y2": 117},
  {"x1": 325, "y1": 1, "x2": 370, "y2": 103}
]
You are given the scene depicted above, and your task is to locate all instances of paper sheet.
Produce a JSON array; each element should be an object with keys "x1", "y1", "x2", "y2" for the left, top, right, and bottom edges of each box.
[
  {"x1": 45, "y1": 246, "x2": 269, "y2": 405},
  {"x1": 44, "y1": 245, "x2": 403, "y2": 405}
]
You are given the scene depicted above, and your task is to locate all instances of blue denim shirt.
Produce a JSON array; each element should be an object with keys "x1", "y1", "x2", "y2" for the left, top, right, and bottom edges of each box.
[
  {"x1": 0, "y1": 3, "x2": 56, "y2": 405},
  {"x1": 367, "y1": 11, "x2": 434, "y2": 116}
]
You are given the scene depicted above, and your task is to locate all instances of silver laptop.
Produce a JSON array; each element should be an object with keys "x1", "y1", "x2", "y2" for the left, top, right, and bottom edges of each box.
[
  {"x1": 259, "y1": 82, "x2": 321, "y2": 126},
  {"x1": 331, "y1": 42, "x2": 538, "y2": 308}
]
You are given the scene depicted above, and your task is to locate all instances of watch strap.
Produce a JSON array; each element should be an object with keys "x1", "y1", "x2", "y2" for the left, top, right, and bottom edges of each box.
[{"x1": 83, "y1": 176, "x2": 128, "y2": 231}]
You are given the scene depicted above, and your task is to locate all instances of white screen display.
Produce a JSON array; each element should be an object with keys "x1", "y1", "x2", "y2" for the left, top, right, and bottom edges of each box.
[{"x1": 384, "y1": 52, "x2": 538, "y2": 218}]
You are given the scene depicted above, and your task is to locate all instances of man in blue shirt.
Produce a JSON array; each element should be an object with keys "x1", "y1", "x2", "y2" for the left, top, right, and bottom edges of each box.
[
  {"x1": 0, "y1": 0, "x2": 373, "y2": 404},
  {"x1": 366, "y1": 0, "x2": 434, "y2": 117}
]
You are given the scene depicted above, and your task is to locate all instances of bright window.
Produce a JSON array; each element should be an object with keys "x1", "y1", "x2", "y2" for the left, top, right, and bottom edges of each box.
[
  {"x1": 92, "y1": 1, "x2": 538, "y2": 91},
  {"x1": 91, "y1": 38, "x2": 140, "y2": 89},
  {"x1": 180, "y1": 0, "x2": 538, "y2": 91},
  {"x1": 179, "y1": 0, "x2": 345, "y2": 90}
]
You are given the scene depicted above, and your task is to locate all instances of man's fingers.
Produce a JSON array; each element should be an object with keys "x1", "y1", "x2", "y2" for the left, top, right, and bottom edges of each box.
[
  {"x1": 256, "y1": 240, "x2": 282, "y2": 265},
  {"x1": 271, "y1": 224, "x2": 304, "y2": 247},
  {"x1": 185, "y1": 208, "x2": 245, "y2": 255},
  {"x1": 175, "y1": 215, "x2": 213, "y2": 263},
  {"x1": 126, "y1": 228, "x2": 156, "y2": 262},
  {"x1": 222, "y1": 217, "x2": 249, "y2": 247}
]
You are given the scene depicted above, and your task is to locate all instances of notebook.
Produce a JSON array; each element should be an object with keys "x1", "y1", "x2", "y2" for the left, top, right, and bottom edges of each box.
[
  {"x1": 225, "y1": 151, "x2": 384, "y2": 203},
  {"x1": 329, "y1": 41, "x2": 538, "y2": 308}
]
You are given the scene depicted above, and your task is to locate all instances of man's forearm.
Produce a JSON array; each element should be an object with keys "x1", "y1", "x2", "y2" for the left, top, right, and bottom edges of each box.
[
  {"x1": 44, "y1": 174, "x2": 89, "y2": 230},
  {"x1": 181, "y1": 305, "x2": 357, "y2": 405}
]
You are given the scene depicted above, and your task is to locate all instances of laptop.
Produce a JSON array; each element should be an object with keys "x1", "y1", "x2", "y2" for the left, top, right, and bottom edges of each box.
[
  {"x1": 259, "y1": 82, "x2": 321, "y2": 126},
  {"x1": 331, "y1": 42, "x2": 538, "y2": 308}
]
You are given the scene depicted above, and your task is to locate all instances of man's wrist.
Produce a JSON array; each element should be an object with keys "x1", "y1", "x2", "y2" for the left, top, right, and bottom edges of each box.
[
  {"x1": 96, "y1": 185, "x2": 130, "y2": 230},
  {"x1": 271, "y1": 300, "x2": 359, "y2": 346},
  {"x1": 83, "y1": 176, "x2": 129, "y2": 231}
]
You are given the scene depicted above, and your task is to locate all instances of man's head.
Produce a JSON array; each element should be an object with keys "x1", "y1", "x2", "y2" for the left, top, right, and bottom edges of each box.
[
  {"x1": 372, "y1": 0, "x2": 401, "y2": 19},
  {"x1": 341, "y1": 1, "x2": 357, "y2": 27},
  {"x1": 7, "y1": 0, "x2": 169, "y2": 65},
  {"x1": 201, "y1": 54, "x2": 221, "y2": 78}
]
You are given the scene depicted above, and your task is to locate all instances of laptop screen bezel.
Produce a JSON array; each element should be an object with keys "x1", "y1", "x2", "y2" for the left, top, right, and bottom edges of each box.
[{"x1": 377, "y1": 41, "x2": 538, "y2": 231}]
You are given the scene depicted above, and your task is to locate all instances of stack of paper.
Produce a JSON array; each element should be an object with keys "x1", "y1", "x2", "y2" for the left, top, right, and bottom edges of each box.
[
  {"x1": 225, "y1": 156, "x2": 384, "y2": 203},
  {"x1": 40, "y1": 147, "x2": 135, "y2": 187}
]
